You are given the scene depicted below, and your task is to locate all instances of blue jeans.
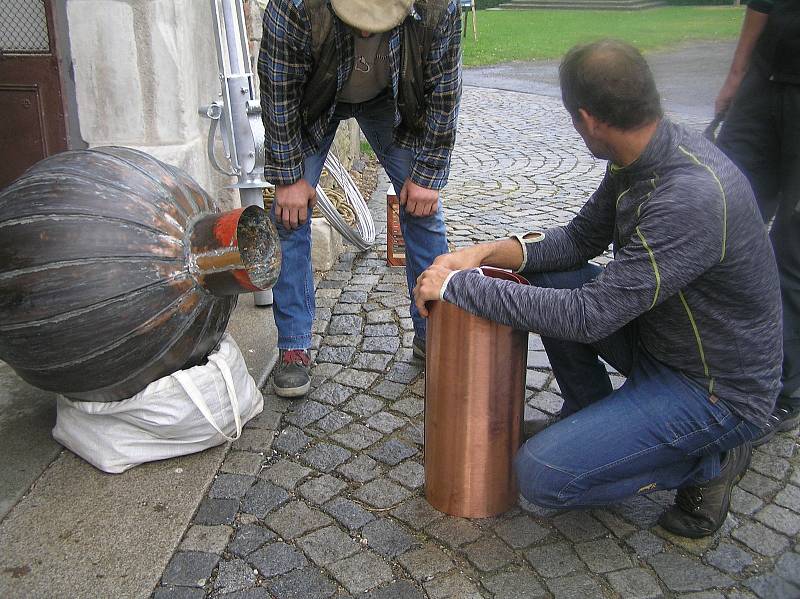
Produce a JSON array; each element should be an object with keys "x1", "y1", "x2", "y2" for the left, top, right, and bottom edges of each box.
[
  {"x1": 515, "y1": 264, "x2": 760, "y2": 509},
  {"x1": 270, "y1": 93, "x2": 448, "y2": 349}
]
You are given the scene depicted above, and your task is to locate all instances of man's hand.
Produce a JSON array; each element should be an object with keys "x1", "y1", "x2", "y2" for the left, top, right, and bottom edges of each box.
[
  {"x1": 413, "y1": 264, "x2": 454, "y2": 318},
  {"x1": 400, "y1": 179, "x2": 438, "y2": 217},
  {"x1": 714, "y1": 7, "x2": 768, "y2": 118},
  {"x1": 714, "y1": 80, "x2": 739, "y2": 117},
  {"x1": 275, "y1": 179, "x2": 316, "y2": 230}
]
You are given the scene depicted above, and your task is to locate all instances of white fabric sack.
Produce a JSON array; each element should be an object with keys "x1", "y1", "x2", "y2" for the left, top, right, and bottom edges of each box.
[{"x1": 52, "y1": 333, "x2": 263, "y2": 474}]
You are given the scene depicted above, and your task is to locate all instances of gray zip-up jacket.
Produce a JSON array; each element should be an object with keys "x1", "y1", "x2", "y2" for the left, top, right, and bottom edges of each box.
[{"x1": 444, "y1": 119, "x2": 782, "y2": 427}]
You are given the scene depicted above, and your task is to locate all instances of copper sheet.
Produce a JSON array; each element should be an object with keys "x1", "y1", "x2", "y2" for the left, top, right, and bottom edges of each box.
[{"x1": 425, "y1": 268, "x2": 529, "y2": 518}]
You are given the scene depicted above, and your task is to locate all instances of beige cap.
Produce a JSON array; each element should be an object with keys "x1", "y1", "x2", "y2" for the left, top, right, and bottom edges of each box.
[{"x1": 330, "y1": 0, "x2": 414, "y2": 33}]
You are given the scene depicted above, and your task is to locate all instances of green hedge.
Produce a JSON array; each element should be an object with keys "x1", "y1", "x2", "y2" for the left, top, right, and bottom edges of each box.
[
  {"x1": 474, "y1": 0, "x2": 503, "y2": 9},
  {"x1": 471, "y1": 0, "x2": 737, "y2": 6},
  {"x1": 665, "y1": 0, "x2": 737, "y2": 5}
]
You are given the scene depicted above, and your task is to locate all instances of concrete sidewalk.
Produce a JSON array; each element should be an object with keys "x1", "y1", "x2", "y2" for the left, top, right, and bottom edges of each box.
[{"x1": 0, "y1": 301, "x2": 277, "y2": 598}]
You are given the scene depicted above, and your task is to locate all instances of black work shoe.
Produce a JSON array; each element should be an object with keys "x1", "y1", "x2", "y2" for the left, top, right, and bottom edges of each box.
[
  {"x1": 412, "y1": 335, "x2": 426, "y2": 361},
  {"x1": 657, "y1": 442, "x2": 752, "y2": 539},
  {"x1": 752, "y1": 399, "x2": 800, "y2": 447},
  {"x1": 774, "y1": 399, "x2": 800, "y2": 432},
  {"x1": 751, "y1": 411, "x2": 781, "y2": 447},
  {"x1": 272, "y1": 349, "x2": 311, "y2": 398}
]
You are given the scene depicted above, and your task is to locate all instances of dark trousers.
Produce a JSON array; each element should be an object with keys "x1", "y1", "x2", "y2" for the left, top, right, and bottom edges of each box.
[{"x1": 717, "y1": 66, "x2": 800, "y2": 404}]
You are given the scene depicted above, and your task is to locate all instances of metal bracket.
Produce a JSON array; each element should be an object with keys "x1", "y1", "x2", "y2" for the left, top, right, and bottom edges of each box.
[{"x1": 199, "y1": 102, "x2": 237, "y2": 177}]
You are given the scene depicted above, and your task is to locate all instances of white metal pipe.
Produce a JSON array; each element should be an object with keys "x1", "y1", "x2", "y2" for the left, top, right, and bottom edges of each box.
[{"x1": 221, "y1": 0, "x2": 246, "y2": 75}]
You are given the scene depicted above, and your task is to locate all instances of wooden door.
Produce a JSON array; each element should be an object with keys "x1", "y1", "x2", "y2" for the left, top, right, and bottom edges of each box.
[{"x1": 0, "y1": 0, "x2": 67, "y2": 189}]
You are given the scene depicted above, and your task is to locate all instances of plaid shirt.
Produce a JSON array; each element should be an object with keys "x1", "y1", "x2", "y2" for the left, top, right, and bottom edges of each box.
[{"x1": 258, "y1": 0, "x2": 462, "y2": 190}]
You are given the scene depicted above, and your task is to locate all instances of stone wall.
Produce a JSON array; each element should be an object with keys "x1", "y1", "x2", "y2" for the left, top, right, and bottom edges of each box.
[
  {"x1": 64, "y1": 0, "x2": 360, "y2": 210},
  {"x1": 65, "y1": 0, "x2": 235, "y2": 207}
]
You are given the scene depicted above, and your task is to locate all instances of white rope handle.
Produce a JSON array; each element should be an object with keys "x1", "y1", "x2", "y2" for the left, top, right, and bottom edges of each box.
[
  {"x1": 209, "y1": 352, "x2": 243, "y2": 438},
  {"x1": 173, "y1": 354, "x2": 243, "y2": 442}
]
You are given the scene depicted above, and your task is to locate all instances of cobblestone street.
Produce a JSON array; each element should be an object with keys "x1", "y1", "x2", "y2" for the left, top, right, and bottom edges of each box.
[{"x1": 153, "y1": 87, "x2": 800, "y2": 599}]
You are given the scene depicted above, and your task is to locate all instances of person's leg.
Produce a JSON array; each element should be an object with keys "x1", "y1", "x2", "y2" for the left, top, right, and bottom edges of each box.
[
  {"x1": 355, "y1": 95, "x2": 449, "y2": 343},
  {"x1": 716, "y1": 67, "x2": 781, "y2": 221},
  {"x1": 269, "y1": 117, "x2": 341, "y2": 397},
  {"x1": 770, "y1": 83, "x2": 800, "y2": 428},
  {"x1": 717, "y1": 74, "x2": 787, "y2": 442},
  {"x1": 515, "y1": 350, "x2": 758, "y2": 526},
  {"x1": 399, "y1": 196, "x2": 449, "y2": 342},
  {"x1": 527, "y1": 264, "x2": 638, "y2": 416},
  {"x1": 270, "y1": 123, "x2": 339, "y2": 351}
]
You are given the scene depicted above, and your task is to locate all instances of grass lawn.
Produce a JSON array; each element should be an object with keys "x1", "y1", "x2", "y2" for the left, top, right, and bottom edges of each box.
[{"x1": 461, "y1": 7, "x2": 744, "y2": 66}]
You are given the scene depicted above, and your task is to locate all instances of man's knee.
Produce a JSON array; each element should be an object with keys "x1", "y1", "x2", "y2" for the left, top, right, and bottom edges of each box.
[{"x1": 514, "y1": 438, "x2": 578, "y2": 509}]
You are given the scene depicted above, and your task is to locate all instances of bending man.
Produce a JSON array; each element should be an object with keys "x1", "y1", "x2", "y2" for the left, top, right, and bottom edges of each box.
[
  {"x1": 414, "y1": 40, "x2": 782, "y2": 538},
  {"x1": 259, "y1": 0, "x2": 462, "y2": 397}
]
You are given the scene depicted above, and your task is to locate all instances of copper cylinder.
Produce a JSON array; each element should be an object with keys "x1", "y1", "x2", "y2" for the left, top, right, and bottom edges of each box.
[{"x1": 424, "y1": 267, "x2": 529, "y2": 518}]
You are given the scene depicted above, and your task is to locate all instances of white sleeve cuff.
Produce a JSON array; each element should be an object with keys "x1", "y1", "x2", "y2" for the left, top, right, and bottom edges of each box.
[
  {"x1": 439, "y1": 267, "x2": 484, "y2": 300},
  {"x1": 439, "y1": 269, "x2": 461, "y2": 301},
  {"x1": 510, "y1": 231, "x2": 545, "y2": 273}
]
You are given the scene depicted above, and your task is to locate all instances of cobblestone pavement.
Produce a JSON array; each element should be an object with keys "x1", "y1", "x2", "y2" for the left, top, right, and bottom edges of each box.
[{"x1": 153, "y1": 88, "x2": 800, "y2": 599}]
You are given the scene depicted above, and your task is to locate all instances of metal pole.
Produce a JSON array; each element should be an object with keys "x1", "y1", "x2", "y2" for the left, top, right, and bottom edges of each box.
[{"x1": 207, "y1": 0, "x2": 273, "y2": 306}]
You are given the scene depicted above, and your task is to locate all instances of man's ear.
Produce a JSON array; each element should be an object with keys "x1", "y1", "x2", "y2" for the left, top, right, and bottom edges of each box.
[{"x1": 577, "y1": 108, "x2": 598, "y2": 133}]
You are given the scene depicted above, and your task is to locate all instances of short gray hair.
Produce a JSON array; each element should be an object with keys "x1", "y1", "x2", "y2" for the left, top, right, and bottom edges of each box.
[{"x1": 559, "y1": 40, "x2": 663, "y2": 130}]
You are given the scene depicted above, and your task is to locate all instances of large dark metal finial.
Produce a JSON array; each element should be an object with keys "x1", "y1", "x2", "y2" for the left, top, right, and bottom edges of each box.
[{"x1": 0, "y1": 147, "x2": 281, "y2": 402}]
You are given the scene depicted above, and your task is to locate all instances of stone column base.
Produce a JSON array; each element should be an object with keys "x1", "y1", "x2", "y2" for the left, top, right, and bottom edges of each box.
[{"x1": 311, "y1": 217, "x2": 344, "y2": 272}]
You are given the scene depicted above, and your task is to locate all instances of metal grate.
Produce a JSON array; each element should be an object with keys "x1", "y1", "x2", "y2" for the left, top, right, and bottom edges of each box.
[{"x1": 0, "y1": 0, "x2": 49, "y2": 55}]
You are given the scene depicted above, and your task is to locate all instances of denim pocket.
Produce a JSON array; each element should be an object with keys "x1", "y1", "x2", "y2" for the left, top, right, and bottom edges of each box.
[{"x1": 706, "y1": 395, "x2": 735, "y2": 426}]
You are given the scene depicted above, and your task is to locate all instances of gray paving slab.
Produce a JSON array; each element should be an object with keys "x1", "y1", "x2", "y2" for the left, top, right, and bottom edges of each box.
[
  {"x1": 0, "y1": 362, "x2": 60, "y2": 521},
  {"x1": 0, "y1": 298, "x2": 277, "y2": 598},
  {"x1": 0, "y1": 448, "x2": 225, "y2": 598}
]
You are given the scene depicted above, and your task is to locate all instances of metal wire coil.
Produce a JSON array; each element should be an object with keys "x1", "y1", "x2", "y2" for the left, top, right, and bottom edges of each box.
[{"x1": 262, "y1": 154, "x2": 375, "y2": 251}]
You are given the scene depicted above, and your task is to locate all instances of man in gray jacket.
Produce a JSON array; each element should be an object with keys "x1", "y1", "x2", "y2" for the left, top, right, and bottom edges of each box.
[{"x1": 414, "y1": 40, "x2": 782, "y2": 538}]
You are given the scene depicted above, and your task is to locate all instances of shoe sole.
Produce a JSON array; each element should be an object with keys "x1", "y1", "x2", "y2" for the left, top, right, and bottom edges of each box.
[
  {"x1": 751, "y1": 427, "x2": 777, "y2": 448},
  {"x1": 777, "y1": 413, "x2": 800, "y2": 433},
  {"x1": 272, "y1": 381, "x2": 311, "y2": 398}
]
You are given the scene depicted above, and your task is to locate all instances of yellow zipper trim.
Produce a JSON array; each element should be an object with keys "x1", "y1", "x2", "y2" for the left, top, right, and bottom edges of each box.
[
  {"x1": 677, "y1": 146, "x2": 728, "y2": 262},
  {"x1": 678, "y1": 290, "x2": 715, "y2": 393},
  {"x1": 634, "y1": 177, "x2": 660, "y2": 309},
  {"x1": 616, "y1": 187, "x2": 631, "y2": 210},
  {"x1": 636, "y1": 176, "x2": 658, "y2": 218},
  {"x1": 636, "y1": 226, "x2": 661, "y2": 310}
]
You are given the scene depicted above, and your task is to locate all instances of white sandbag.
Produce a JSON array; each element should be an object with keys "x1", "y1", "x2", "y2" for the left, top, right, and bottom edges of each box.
[{"x1": 52, "y1": 333, "x2": 263, "y2": 473}]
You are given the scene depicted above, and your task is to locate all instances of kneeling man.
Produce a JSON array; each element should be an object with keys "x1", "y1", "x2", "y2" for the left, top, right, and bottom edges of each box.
[{"x1": 414, "y1": 40, "x2": 782, "y2": 538}]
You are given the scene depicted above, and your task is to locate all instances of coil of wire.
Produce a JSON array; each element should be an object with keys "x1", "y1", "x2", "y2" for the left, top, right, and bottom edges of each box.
[{"x1": 262, "y1": 154, "x2": 375, "y2": 252}]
